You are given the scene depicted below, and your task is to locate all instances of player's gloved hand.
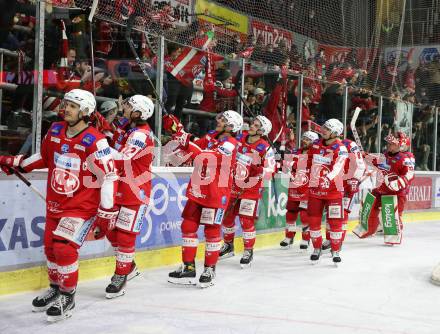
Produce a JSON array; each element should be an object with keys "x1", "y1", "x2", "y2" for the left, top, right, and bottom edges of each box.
[
  {"x1": 346, "y1": 178, "x2": 360, "y2": 194},
  {"x1": 163, "y1": 114, "x2": 183, "y2": 134},
  {"x1": 384, "y1": 173, "x2": 407, "y2": 192},
  {"x1": 93, "y1": 206, "x2": 119, "y2": 239},
  {"x1": 172, "y1": 130, "x2": 192, "y2": 149},
  {"x1": 0, "y1": 165, "x2": 14, "y2": 175},
  {"x1": 0, "y1": 155, "x2": 24, "y2": 175},
  {"x1": 318, "y1": 175, "x2": 331, "y2": 189}
]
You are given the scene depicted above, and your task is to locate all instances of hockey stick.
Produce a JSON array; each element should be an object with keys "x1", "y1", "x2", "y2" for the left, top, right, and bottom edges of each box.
[
  {"x1": 12, "y1": 168, "x2": 46, "y2": 202},
  {"x1": 87, "y1": 0, "x2": 100, "y2": 96},
  {"x1": 350, "y1": 107, "x2": 363, "y2": 152}
]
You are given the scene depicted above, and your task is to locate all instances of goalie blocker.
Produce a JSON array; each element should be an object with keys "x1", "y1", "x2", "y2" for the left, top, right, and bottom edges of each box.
[{"x1": 353, "y1": 192, "x2": 402, "y2": 245}]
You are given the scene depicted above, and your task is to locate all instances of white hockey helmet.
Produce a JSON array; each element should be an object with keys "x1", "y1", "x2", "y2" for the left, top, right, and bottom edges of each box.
[
  {"x1": 255, "y1": 115, "x2": 272, "y2": 136},
  {"x1": 221, "y1": 110, "x2": 243, "y2": 133},
  {"x1": 323, "y1": 118, "x2": 344, "y2": 136},
  {"x1": 302, "y1": 130, "x2": 319, "y2": 142},
  {"x1": 63, "y1": 89, "x2": 96, "y2": 116},
  {"x1": 127, "y1": 95, "x2": 155, "y2": 120}
]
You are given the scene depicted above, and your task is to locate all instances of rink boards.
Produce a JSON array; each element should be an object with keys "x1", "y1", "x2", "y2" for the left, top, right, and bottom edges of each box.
[{"x1": 0, "y1": 169, "x2": 439, "y2": 295}]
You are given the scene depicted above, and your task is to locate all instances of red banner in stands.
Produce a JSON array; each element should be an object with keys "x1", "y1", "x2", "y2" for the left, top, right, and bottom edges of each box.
[
  {"x1": 251, "y1": 19, "x2": 293, "y2": 51},
  {"x1": 405, "y1": 176, "x2": 432, "y2": 210}
]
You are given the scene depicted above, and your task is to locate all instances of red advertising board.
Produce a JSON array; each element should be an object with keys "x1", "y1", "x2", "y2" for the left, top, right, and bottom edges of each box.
[
  {"x1": 405, "y1": 177, "x2": 432, "y2": 210},
  {"x1": 251, "y1": 19, "x2": 293, "y2": 50}
]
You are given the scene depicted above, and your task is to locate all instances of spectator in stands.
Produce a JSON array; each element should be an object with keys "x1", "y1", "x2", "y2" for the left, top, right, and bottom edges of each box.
[
  {"x1": 245, "y1": 92, "x2": 260, "y2": 116},
  {"x1": 96, "y1": 73, "x2": 120, "y2": 98},
  {"x1": 164, "y1": 42, "x2": 193, "y2": 120},
  {"x1": 412, "y1": 105, "x2": 435, "y2": 170},
  {"x1": 99, "y1": 100, "x2": 119, "y2": 124},
  {"x1": 426, "y1": 54, "x2": 440, "y2": 103},
  {"x1": 318, "y1": 84, "x2": 344, "y2": 121},
  {"x1": 254, "y1": 87, "x2": 266, "y2": 114}
]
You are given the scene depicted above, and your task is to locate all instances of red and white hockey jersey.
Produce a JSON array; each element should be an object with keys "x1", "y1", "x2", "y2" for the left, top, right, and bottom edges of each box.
[
  {"x1": 284, "y1": 147, "x2": 311, "y2": 202},
  {"x1": 373, "y1": 151, "x2": 415, "y2": 195},
  {"x1": 182, "y1": 130, "x2": 238, "y2": 209},
  {"x1": 231, "y1": 132, "x2": 275, "y2": 200},
  {"x1": 111, "y1": 123, "x2": 155, "y2": 206},
  {"x1": 21, "y1": 122, "x2": 117, "y2": 218},
  {"x1": 341, "y1": 138, "x2": 366, "y2": 191},
  {"x1": 308, "y1": 138, "x2": 348, "y2": 199}
]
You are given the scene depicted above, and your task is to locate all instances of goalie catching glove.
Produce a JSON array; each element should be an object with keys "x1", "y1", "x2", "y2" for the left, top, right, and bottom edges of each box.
[{"x1": 384, "y1": 173, "x2": 407, "y2": 192}]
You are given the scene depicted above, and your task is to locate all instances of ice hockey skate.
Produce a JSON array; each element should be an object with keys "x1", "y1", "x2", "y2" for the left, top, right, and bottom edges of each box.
[
  {"x1": 219, "y1": 242, "x2": 235, "y2": 259},
  {"x1": 46, "y1": 290, "x2": 75, "y2": 322},
  {"x1": 168, "y1": 263, "x2": 197, "y2": 285},
  {"x1": 32, "y1": 284, "x2": 60, "y2": 312},
  {"x1": 105, "y1": 274, "x2": 127, "y2": 299},
  {"x1": 240, "y1": 249, "x2": 254, "y2": 268},
  {"x1": 279, "y1": 237, "x2": 293, "y2": 249},
  {"x1": 199, "y1": 266, "x2": 216, "y2": 288},
  {"x1": 332, "y1": 251, "x2": 342, "y2": 266},
  {"x1": 310, "y1": 248, "x2": 322, "y2": 264}
]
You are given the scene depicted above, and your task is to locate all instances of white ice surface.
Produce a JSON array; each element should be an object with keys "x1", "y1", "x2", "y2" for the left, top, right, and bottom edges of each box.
[{"x1": 1, "y1": 221, "x2": 440, "y2": 334}]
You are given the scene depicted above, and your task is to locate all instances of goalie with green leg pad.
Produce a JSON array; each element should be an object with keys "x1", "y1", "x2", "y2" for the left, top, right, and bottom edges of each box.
[
  {"x1": 353, "y1": 132, "x2": 414, "y2": 244},
  {"x1": 381, "y1": 195, "x2": 402, "y2": 245},
  {"x1": 353, "y1": 192, "x2": 376, "y2": 238}
]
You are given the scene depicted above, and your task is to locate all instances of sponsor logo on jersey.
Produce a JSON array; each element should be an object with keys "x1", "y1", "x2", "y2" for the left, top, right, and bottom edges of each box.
[
  {"x1": 128, "y1": 138, "x2": 146, "y2": 149},
  {"x1": 242, "y1": 147, "x2": 248, "y2": 153},
  {"x1": 51, "y1": 124, "x2": 63, "y2": 136},
  {"x1": 218, "y1": 144, "x2": 232, "y2": 156},
  {"x1": 331, "y1": 143, "x2": 339, "y2": 150},
  {"x1": 51, "y1": 167, "x2": 80, "y2": 195},
  {"x1": 94, "y1": 147, "x2": 111, "y2": 159},
  {"x1": 403, "y1": 158, "x2": 415, "y2": 166},
  {"x1": 50, "y1": 136, "x2": 61, "y2": 143},
  {"x1": 61, "y1": 144, "x2": 69, "y2": 153},
  {"x1": 54, "y1": 152, "x2": 81, "y2": 170},
  {"x1": 313, "y1": 154, "x2": 331, "y2": 165},
  {"x1": 237, "y1": 152, "x2": 252, "y2": 166},
  {"x1": 221, "y1": 196, "x2": 227, "y2": 205},
  {"x1": 378, "y1": 163, "x2": 391, "y2": 171},
  {"x1": 81, "y1": 134, "x2": 96, "y2": 147},
  {"x1": 207, "y1": 141, "x2": 214, "y2": 149},
  {"x1": 74, "y1": 144, "x2": 85, "y2": 152},
  {"x1": 256, "y1": 143, "x2": 266, "y2": 152}
]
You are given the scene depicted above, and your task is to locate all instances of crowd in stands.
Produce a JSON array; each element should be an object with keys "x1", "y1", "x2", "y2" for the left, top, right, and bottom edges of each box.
[{"x1": 0, "y1": 0, "x2": 438, "y2": 170}]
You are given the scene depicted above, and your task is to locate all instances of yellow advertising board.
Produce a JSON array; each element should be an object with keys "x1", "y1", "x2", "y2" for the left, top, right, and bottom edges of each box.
[{"x1": 195, "y1": 0, "x2": 249, "y2": 35}]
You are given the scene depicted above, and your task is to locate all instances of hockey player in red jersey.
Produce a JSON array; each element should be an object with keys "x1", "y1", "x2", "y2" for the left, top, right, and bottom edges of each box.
[
  {"x1": 219, "y1": 115, "x2": 276, "y2": 267},
  {"x1": 0, "y1": 89, "x2": 118, "y2": 321},
  {"x1": 279, "y1": 131, "x2": 319, "y2": 250},
  {"x1": 321, "y1": 137, "x2": 366, "y2": 252},
  {"x1": 103, "y1": 95, "x2": 155, "y2": 298},
  {"x1": 354, "y1": 132, "x2": 415, "y2": 244},
  {"x1": 163, "y1": 110, "x2": 243, "y2": 287},
  {"x1": 306, "y1": 119, "x2": 348, "y2": 265}
]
